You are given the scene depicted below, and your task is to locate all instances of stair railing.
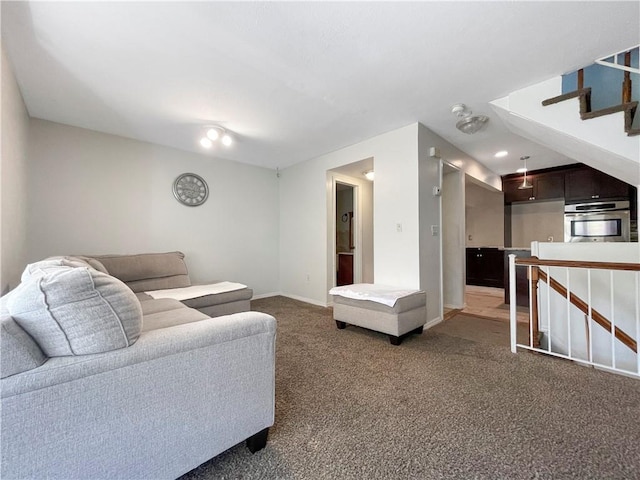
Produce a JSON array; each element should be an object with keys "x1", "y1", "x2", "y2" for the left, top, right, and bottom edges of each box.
[
  {"x1": 508, "y1": 255, "x2": 640, "y2": 378},
  {"x1": 542, "y1": 45, "x2": 639, "y2": 136}
]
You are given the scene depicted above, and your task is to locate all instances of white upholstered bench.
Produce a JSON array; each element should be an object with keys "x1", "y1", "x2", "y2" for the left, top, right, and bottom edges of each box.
[{"x1": 329, "y1": 284, "x2": 427, "y2": 345}]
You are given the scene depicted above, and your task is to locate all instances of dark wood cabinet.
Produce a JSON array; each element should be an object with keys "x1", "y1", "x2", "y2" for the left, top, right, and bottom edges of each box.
[
  {"x1": 466, "y1": 248, "x2": 504, "y2": 288},
  {"x1": 503, "y1": 178, "x2": 534, "y2": 204},
  {"x1": 503, "y1": 250, "x2": 531, "y2": 307},
  {"x1": 503, "y1": 170, "x2": 565, "y2": 204},
  {"x1": 337, "y1": 253, "x2": 353, "y2": 286},
  {"x1": 533, "y1": 171, "x2": 565, "y2": 200},
  {"x1": 565, "y1": 166, "x2": 630, "y2": 202}
]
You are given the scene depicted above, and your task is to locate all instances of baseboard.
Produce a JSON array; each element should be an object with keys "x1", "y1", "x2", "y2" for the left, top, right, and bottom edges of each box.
[
  {"x1": 251, "y1": 292, "x2": 282, "y2": 300},
  {"x1": 425, "y1": 316, "x2": 443, "y2": 330},
  {"x1": 280, "y1": 293, "x2": 328, "y2": 308},
  {"x1": 444, "y1": 303, "x2": 464, "y2": 310}
]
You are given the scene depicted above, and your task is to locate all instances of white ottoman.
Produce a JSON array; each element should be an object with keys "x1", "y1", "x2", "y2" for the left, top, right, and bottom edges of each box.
[{"x1": 330, "y1": 284, "x2": 427, "y2": 345}]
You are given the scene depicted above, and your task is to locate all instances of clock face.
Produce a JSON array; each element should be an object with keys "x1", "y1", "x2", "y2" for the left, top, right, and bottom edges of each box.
[{"x1": 173, "y1": 173, "x2": 209, "y2": 206}]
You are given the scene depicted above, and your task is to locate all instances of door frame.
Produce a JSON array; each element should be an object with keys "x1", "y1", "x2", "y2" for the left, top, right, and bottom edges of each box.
[{"x1": 330, "y1": 176, "x2": 362, "y2": 290}]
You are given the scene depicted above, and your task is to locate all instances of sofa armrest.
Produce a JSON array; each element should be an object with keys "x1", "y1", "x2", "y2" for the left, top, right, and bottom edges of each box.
[
  {"x1": 1, "y1": 311, "x2": 276, "y2": 479},
  {"x1": 1, "y1": 311, "x2": 276, "y2": 398}
]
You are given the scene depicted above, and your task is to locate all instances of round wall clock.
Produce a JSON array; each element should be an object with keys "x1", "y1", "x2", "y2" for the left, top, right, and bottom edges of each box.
[{"x1": 173, "y1": 173, "x2": 209, "y2": 206}]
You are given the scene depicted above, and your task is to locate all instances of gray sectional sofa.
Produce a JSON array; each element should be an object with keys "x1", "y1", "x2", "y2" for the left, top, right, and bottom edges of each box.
[{"x1": 0, "y1": 252, "x2": 276, "y2": 479}]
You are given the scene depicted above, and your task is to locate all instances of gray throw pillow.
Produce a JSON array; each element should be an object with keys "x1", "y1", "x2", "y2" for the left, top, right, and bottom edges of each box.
[
  {"x1": 7, "y1": 266, "x2": 143, "y2": 356},
  {"x1": 21, "y1": 256, "x2": 95, "y2": 282}
]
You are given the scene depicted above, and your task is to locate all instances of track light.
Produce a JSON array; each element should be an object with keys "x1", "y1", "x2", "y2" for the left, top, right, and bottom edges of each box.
[{"x1": 200, "y1": 126, "x2": 233, "y2": 148}]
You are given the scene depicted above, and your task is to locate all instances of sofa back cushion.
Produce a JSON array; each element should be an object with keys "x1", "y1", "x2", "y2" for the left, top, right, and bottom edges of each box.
[
  {"x1": 89, "y1": 252, "x2": 191, "y2": 293},
  {"x1": 6, "y1": 267, "x2": 142, "y2": 356},
  {"x1": 0, "y1": 315, "x2": 47, "y2": 378}
]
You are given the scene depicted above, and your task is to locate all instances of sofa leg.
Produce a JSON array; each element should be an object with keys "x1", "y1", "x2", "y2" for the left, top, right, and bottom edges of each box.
[
  {"x1": 412, "y1": 326, "x2": 424, "y2": 335},
  {"x1": 335, "y1": 320, "x2": 347, "y2": 329},
  {"x1": 389, "y1": 335, "x2": 402, "y2": 346},
  {"x1": 246, "y1": 428, "x2": 269, "y2": 453}
]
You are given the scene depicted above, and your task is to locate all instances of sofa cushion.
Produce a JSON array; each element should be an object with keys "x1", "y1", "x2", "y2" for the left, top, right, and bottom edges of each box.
[
  {"x1": 0, "y1": 315, "x2": 47, "y2": 378},
  {"x1": 89, "y1": 252, "x2": 191, "y2": 293},
  {"x1": 6, "y1": 267, "x2": 143, "y2": 356},
  {"x1": 142, "y1": 307, "x2": 210, "y2": 332}
]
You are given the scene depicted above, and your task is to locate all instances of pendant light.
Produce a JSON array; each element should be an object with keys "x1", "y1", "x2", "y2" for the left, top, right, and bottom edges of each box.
[{"x1": 518, "y1": 156, "x2": 533, "y2": 189}]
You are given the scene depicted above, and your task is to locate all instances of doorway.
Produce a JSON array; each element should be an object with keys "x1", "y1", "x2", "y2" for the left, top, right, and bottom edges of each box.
[
  {"x1": 336, "y1": 183, "x2": 355, "y2": 285},
  {"x1": 326, "y1": 159, "x2": 374, "y2": 302}
]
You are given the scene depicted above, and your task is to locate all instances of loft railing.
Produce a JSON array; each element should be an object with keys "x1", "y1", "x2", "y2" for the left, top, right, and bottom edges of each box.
[
  {"x1": 543, "y1": 45, "x2": 639, "y2": 135},
  {"x1": 508, "y1": 255, "x2": 640, "y2": 378}
]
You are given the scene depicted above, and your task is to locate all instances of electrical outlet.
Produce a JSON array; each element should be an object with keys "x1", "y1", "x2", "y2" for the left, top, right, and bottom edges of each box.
[
  {"x1": 396, "y1": 223, "x2": 402, "y2": 233},
  {"x1": 431, "y1": 225, "x2": 439, "y2": 236},
  {"x1": 305, "y1": 274, "x2": 310, "y2": 282}
]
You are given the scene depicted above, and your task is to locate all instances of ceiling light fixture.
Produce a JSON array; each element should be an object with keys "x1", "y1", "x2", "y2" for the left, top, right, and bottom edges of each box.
[
  {"x1": 200, "y1": 126, "x2": 233, "y2": 148},
  {"x1": 451, "y1": 103, "x2": 489, "y2": 135},
  {"x1": 517, "y1": 156, "x2": 533, "y2": 189},
  {"x1": 363, "y1": 170, "x2": 374, "y2": 181},
  {"x1": 495, "y1": 150, "x2": 508, "y2": 158}
]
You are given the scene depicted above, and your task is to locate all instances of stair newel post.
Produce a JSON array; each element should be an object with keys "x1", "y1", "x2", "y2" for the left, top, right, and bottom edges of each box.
[
  {"x1": 529, "y1": 264, "x2": 541, "y2": 349},
  {"x1": 622, "y1": 51, "x2": 632, "y2": 104}
]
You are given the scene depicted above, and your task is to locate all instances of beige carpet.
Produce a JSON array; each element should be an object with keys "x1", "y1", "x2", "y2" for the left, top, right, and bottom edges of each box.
[{"x1": 180, "y1": 296, "x2": 640, "y2": 479}]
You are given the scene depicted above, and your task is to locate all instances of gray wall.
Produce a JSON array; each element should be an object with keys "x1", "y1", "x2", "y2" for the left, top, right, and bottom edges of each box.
[
  {"x1": 27, "y1": 119, "x2": 280, "y2": 296},
  {"x1": 465, "y1": 180, "x2": 504, "y2": 247},
  {"x1": 511, "y1": 200, "x2": 564, "y2": 248},
  {"x1": 1, "y1": 47, "x2": 30, "y2": 292}
]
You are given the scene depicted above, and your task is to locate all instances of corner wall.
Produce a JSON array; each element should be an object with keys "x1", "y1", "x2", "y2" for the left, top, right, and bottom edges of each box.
[
  {"x1": 279, "y1": 124, "x2": 420, "y2": 306},
  {"x1": 1, "y1": 46, "x2": 30, "y2": 292},
  {"x1": 27, "y1": 119, "x2": 280, "y2": 296}
]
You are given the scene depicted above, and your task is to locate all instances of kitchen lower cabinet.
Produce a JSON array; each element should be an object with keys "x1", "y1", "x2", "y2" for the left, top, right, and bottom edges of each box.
[
  {"x1": 503, "y1": 249, "x2": 531, "y2": 307},
  {"x1": 337, "y1": 253, "x2": 354, "y2": 286},
  {"x1": 466, "y1": 248, "x2": 504, "y2": 288}
]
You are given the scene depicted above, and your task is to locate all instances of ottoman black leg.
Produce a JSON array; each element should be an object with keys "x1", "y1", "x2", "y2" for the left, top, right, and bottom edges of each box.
[
  {"x1": 246, "y1": 428, "x2": 269, "y2": 453},
  {"x1": 335, "y1": 320, "x2": 347, "y2": 329},
  {"x1": 389, "y1": 335, "x2": 402, "y2": 346},
  {"x1": 412, "y1": 326, "x2": 424, "y2": 335}
]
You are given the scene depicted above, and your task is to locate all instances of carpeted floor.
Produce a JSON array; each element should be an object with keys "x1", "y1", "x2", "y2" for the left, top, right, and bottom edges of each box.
[{"x1": 180, "y1": 296, "x2": 640, "y2": 480}]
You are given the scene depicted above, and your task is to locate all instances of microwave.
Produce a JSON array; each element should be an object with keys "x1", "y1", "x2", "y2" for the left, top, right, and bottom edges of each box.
[{"x1": 564, "y1": 201, "x2": 631, "y2": 242}]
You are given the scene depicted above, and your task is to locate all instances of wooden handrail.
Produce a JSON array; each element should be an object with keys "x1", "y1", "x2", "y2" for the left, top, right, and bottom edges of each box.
[
  {"x1": 513, "y1": 257, "x2": 638, "y2": 354},
  {"x1": 516, "y1": 257, "x2": 640, "y2": 272}
]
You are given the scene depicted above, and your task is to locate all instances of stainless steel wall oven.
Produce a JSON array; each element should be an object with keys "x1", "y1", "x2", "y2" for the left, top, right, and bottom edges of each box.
[{"x1": 564, "y1": 201, "x2": 630, "y2": 242}]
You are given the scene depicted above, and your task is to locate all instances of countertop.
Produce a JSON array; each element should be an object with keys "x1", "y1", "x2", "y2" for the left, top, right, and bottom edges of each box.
[{"x1": 466, "y1": 246, "x2": 531, "y2": 251}]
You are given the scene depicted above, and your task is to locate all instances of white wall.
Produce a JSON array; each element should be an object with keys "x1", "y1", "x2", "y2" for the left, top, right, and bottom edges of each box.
[
  {"x1": 465, "y1": 180, "x2": 504, "y2": 248},
  {"x1": 1, "y1": 46, "x2": 30, "y2": 292},
  {"x1": 27, "y1": 119, "x2": 280, "y2": 296},
  {"x1": 280, "y1": 124, "x2": 420, "y2": 306},
  {"x1": 442, "y1": 167, "x2": 465, "y2": 309}
]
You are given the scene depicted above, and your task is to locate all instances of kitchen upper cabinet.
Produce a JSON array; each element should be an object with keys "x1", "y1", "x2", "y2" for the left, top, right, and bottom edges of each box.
[
  {"x1": 503, "y1": 171, "x2": 565, "y2": 204},
  {"x1": 565, "y1": 167, "x2": 630, "y2": 203}
]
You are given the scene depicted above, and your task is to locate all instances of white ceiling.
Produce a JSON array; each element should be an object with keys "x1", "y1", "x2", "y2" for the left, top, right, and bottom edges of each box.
[{"x1": 2, "y1": 2, "x2": 639, "y2": 176}]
